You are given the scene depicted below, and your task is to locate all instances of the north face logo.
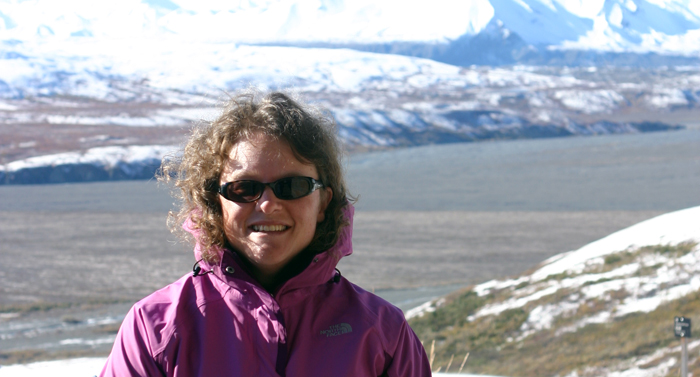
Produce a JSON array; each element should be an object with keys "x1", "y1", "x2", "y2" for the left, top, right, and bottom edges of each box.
[{"x1": 320, "y1": 323, "x2": 352, "y2": 337}]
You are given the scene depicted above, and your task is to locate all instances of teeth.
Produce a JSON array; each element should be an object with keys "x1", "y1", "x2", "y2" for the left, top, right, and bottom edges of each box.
[{"x1": 252, "y1": 225, "x2": 287, "y2": 232}]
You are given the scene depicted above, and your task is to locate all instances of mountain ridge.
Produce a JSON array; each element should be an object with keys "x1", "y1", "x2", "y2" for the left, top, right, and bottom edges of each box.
[{"x1": 2, "y1": 0, "x2": 700, "y2": 66}]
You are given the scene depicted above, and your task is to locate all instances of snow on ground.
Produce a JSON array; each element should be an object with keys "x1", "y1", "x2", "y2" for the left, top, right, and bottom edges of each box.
[
  {"x1": 553, "y1": 89, "x2": 625, "y2": 113},
  {"x1": 0, "y1": 357, "x2": 106, "y2": 377},
  {"x1": 0, "y1": 145, "x2": 177, "y2": 173},
  {"x1": 0, "y1": 105, "x2": 249, "y2": 127},
  {"x1": 409, "y1": 206, "x2": 700, "y2": 323},
  {"x1": 464, "y1": 205, "x2": 700, "y2": 336},
  {"x1": 0, "y1": 36, "x2": 598, "y2": 103},
  {"x1": 0, "y1": 101, "x2": 18, "y2": 111},
  {"x1": 44, "y1": 114, "x2": 187, "y2": 127},
  {"x1": 530, "y1": 206, "x2": 700, "y2": 281},
  {"x1": 433, "y1": 373, "x2": 498, "y2": 377},
  {"x1": 561, "y1": 339, "x2": 700, "y2": 377},
  {"x1": 0, "y1": 357, "x2": 504, "y2": 377},
  {"x1": 403, "y1": 205, "x2": 700, "y2": 377},
  {"x1": 0, "y1": 40, "x2": 466, "y2": 99},
  {"x1": 646, "y1": 88, "x2": 690, "y2": 108},
  {"x1": 404, "y1": 300, "x2": 437, "y2": 320}
]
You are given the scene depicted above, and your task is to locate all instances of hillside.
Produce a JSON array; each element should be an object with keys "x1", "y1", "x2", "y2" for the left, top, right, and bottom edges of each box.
[
  {"x1": 1, "y1": 52, "x2": 695, "y2": 184},
  {"x1": 408, "y1": 206, "x2": 700, "y2": 376}
]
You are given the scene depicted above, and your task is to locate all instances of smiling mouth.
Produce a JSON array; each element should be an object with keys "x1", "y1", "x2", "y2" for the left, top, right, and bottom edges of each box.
[{"x1": 251, "y1": 225, "x2": 289, "y2": 232}]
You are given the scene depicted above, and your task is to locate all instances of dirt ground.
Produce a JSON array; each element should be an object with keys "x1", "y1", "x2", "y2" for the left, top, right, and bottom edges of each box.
[
  {"x1": 344, "y1": 210, "x2": 666, "y2": 289},
  {"x1": 0, "y1": 209, "x2": 664, "y2": 306}
]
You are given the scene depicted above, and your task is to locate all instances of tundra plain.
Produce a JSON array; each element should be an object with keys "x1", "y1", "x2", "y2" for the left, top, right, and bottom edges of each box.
[{"x1": 0, "y1": 128, "x2": 699, "y2": 362}]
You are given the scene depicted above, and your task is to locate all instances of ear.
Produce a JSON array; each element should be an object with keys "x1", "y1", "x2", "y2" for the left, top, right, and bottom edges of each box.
[{"x1": 317, "y1": 187, "x2": 333, "y2": 223}]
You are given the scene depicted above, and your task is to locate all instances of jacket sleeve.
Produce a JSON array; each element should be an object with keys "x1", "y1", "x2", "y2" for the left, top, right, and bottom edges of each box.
[
  {"x1": 385, "y1": 320, "x2": 432, "y2": 376},
  {"x1": 101, "y1": 305, "x2": 165, "y2": 377}
]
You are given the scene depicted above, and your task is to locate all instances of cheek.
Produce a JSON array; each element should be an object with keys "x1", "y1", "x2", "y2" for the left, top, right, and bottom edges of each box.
[
  {"x1": 220, "y1": 200, "x2": 245, "y2": 238},
  {"x1": 219, "y1": 203, "x2": 232, "y2": 241},
  {"x1": 219, "y1": 198, "x2": 230, "y2": 224}
]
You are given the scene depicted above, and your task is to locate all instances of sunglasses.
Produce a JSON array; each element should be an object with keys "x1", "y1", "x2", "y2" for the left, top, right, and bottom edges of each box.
[{"x1": 217, "y1": 176, "x2": 324, "y2": 203}]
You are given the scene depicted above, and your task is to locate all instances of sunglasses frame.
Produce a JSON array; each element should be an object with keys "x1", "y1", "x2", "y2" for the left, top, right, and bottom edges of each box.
[{"x1": 217, "y1": 176, "x2": 324, "y2": 203}]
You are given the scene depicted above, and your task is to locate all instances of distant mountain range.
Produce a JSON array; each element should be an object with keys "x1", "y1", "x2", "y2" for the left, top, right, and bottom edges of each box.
[
  {"x1": 0, "y1": 42, "x2": 695, "y2": 184},
  {"x1": 1, "y1": 0, "x2": 700, "y2": 66}
]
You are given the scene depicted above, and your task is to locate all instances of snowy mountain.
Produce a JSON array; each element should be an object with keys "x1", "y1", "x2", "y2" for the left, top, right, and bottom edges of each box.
[
  {"x1": 1, "y1": 0, "x2": 700, "y2": 64},
  {"x1": 408, "y1": 206, "x2": 700, "y2": 376},
  {"x1": 1, "y1": 0, "x2": 699, "y2": 184}
]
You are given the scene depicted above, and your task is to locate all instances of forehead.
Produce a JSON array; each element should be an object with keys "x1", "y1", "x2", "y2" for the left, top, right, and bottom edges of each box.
[{"x1": 221, "y1": 133, "x2": 317, "y2": 179}]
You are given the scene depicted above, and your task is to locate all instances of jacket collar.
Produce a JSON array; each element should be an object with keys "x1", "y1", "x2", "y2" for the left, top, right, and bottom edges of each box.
[{"x1": 186, "y1": 204, "x2": 355, "y2": 298}]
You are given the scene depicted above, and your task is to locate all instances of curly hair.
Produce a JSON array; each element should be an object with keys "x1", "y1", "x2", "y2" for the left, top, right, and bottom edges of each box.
[{"x1": 159, "y1": 89, "x2": 350, "y2": 263}]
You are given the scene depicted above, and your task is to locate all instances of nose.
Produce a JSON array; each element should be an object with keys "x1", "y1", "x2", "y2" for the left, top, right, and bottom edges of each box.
[{"x1": 256, "y1": 186, "x2": 282, "y2": 213}]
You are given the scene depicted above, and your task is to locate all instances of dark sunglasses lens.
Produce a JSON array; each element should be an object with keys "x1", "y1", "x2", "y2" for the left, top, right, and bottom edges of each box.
[
  {"x1": 226, "y1": 181, "x2": 264, "y2": 202},
  {"x1": 273, "y1": 177, "x2": 313, "y2": 199}
]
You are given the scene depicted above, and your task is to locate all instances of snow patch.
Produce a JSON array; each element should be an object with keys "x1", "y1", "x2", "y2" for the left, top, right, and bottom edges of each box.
[
  {"x1": 647, "y1": 88, "x2": 689, "y2": 108},
  {"x1": 2, "y1": 145, "x2": 177, "y2": 172},
  {"x1": 46, "y1": 114, "x2": 187, "y2": 127},
  {"x1": 0, "y1": 101, "x2": 18, "y2": 110},
  {"x1": 469, "y1": 206, "x2": 700, "y2": 329},
  {"x1": 0, "y1": 357, "x2": 106, "y2": 377},
  {"x1": 404, "y1": 300, "x2": 437, "y2": 320},
  {"x1": 58, "y1": 336, "x2": 115, "y2": 346},
  {"x1": 554, "y1": 89, "x2": 625, "y2": 113}
]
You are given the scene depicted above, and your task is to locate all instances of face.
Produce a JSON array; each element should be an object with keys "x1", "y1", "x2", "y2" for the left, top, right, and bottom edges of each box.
[{"x1": 219, "y1": 133, "x2": 332, "y2": 281}]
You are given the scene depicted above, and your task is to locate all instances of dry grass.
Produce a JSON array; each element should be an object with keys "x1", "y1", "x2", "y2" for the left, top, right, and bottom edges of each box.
[
  {"x1": 413, "y1": 291, "x2": 700, "y2": 376},
  {"x1": 586, "y1": 241, "x2": 698, "y2": 275}
]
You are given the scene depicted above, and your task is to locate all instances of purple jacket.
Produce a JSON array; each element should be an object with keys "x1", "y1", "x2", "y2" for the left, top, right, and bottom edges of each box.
[{"x1": 101, "y1": 205, "x2": 431, "y2": 376}]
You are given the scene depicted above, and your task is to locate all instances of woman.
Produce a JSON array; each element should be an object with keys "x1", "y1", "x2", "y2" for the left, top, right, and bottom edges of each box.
[{"x1": 101, "y1": 90, "x2": 431, "y2": 376}]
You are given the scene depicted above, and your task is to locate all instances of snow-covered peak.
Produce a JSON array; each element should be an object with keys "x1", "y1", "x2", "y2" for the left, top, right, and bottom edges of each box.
[
  {"x1": 489, "y1": 0, "x2": 700, "y2": 51},
  {"x1": 1, "y1": 0, "x2": 699, "y2": 55}
]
